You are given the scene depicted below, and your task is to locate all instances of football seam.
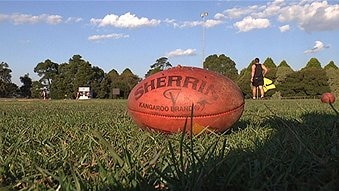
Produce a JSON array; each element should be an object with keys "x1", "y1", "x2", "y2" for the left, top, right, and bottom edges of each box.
[{"x1": 128, "y1": 102, "x2": 244, "y2": 118}]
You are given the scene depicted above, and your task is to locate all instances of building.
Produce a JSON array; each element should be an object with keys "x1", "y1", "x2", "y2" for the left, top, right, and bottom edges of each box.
[{"x1": 77, "y1": 87, "x2": 91, "y2": 100}]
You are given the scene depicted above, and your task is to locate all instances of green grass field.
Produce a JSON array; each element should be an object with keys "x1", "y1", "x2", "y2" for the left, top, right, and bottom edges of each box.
[{"x1": 0, "y1": 99, "x2": 338, "y2": 191}]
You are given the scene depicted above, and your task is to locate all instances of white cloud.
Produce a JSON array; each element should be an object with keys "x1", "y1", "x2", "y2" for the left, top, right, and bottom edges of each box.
[
  {"x1": 214, "y1": 13, "x2": 225, "y2": 20},
  {"x1": 90, "y1": 12, "x2": 160, "y2": 28},
  {"x1": 304, "y1": 40, "x2": 330, "y2": 54},
  {"x1": 175, "y1": 20, "x2": 202, "y2": 28},
  {"x1": 278, "y1": 1, "x2": 339, "y2": 32},
  {"x1": 222, "y1": 0, "x2": 285, "y2": 19},
  {"x1": 65, "y1": 17, "x2": 83, "y2": 23},
  {"x1": 163, "y1": 18, "x2": 177, "y2": 26},
  {"x1": 204, "y1": 19, "x2": 223, "y2": 28},
  {"x1": 45, "y1": 15, "x2": 63, "y2": 24},
  {"x1": 7, "y1": 13, "x2": 62, "y2": 24},
  {"x1": 166, "y1": 49, "x2": 196, "y2": 57},
  {"x1": 88, "y1": 33, "x2": 129, "y2": 41},
  {"x1": 224, "y1": 5, "x2": 260, "y2": 19},
  {"x1": 164, "y1": 11, "x2": 222, "y2": 29},
  {"x1": 253, "y1": 0, "x2": 285, "y2": 18},
  {"x1": 220, "y1": 0, "x2": 339, "y2": 32},
  {"x1": 0, "y1": 13, "x2": 77, "y2": 25},
  {"x1": 221, "y1": 2, "x2": 276, "y2": 32},
  {"x1": 279, "y1": 24, "x2": 290, "y2": 32},
  {"x1": 165, "y1": 18, "x2": 222, "y2": 28},
  {"x1": 234, "y1": 16, "x2": 270, "y2": 32}
]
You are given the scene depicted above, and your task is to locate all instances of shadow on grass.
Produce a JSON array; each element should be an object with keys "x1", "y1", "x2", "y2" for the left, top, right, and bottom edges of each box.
[
  {"x1": 217, "y1": 112, "x2": 337, "y2": 191},
  {"x1": 11, "y1": 105, "x2": 336, "y2": 191},
  {"x1": 151, "y1": 111, "x2": 338, "y2": 191}
]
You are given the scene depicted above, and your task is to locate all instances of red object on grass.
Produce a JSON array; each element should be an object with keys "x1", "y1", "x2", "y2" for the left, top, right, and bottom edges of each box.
[
  {"x1": 321, "y1": 92, "x2": 336, "y2": 104},
  {"x1": 127, "y1": 66, "x2": 244, "y2": 134}
]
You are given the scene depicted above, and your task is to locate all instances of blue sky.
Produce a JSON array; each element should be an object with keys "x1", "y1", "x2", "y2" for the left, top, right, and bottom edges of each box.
[{"x1": 1, "y1": 0, "x2": 339, "y2": 85}]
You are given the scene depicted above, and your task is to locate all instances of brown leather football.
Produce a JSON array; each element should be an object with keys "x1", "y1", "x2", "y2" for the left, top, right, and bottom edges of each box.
[
  {"x1": 321, "y1": 92, "x2": 336, "y2": 104},
  {"x1": 127, "y1": 66, "x2": 244, "y2": 134}
]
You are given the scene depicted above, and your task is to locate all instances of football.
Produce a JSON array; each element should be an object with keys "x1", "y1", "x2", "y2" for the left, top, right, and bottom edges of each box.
[
  {"x1": 127, "y1": 66, "x2": 245, "y2": 134},
  {"x1": 321, "y1": 92, "x2": 336, "y2": 104}
]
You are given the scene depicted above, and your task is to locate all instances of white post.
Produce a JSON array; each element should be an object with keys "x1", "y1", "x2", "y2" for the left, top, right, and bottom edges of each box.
[{"x1": 201, "y1": 12, "x2": 208, "y2": 66}]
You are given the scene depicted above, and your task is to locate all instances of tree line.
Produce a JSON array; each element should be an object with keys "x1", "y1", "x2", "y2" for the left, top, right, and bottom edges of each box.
[
  {"x1": 204, "y1": 55, "x2": 338, "y2": 99},
  {"x1": 0, "y1": 55, "x2": 141, "y2": 99},
  {"x1": 0, "y1": 54, "x2": 338, "y2": 99}
]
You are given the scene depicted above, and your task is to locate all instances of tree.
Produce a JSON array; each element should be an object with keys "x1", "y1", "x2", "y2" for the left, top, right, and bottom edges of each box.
[
  {"x1": 6, "y1": 83, "x2": 19, "y2": 98},
  {"x1": 49, "y1": 55, "x2": 106, "y2": 99},
  {"x1": 34, "y1": 59, "x2": 58, "y2": 88},
  {"x1": 262, "y1": 57, "x2": 277, "y2": 82},
  {"x1": 71, "y1": 55, "x2": 94, "y2": 89},
  {"x1": 278, "y1": 68, "x2": 330, "y2": 97},
  {"x1": 275, "y1": 60, "x2": 294, "y2": 85},
  {"x1": 19, "y1": 73, "x2": 32, "y2": 98},
  {"x1": 0, "y1": 62, "x2": 17, "y2": 97},
  {"x1": 278, "y1": 60, "x2": 290, "y2": 67},
  {"x1": 263, "y1": 57, "x2": 277, "y2": 68},
  {"x1": 203, "y1": 54, "x2": 239, "y2": 81},
  {"x1": 324, "y1": 61, "x2": 339, "y2": 97},
  {"x1": 236, "y1": 61, "x2": 253, "y2": 98},
  {"x1": 145, "y1": 57, "x2": 172, "y2": 77},
  {"x1": 88, "y1": 66, "x2": 105, "y2": 98},
  {"x1": 119, "y1": 68, "x2": 141, "y2": 98},
  {"x1": 50, "y1": 63, "x2": 71, "y2": 99},
  {"x1": 0, "y1": 62, "x2": 12, "y2": 84},
  {"x1": 31, "y1": 81, "x2": 43, "y2": 98},
  {"x1": 324, "y1": 61, "x2": 338, "y2": 70},
  {"x1": 98, "y1": 69, "x2": 120, "y2": 98},
  {"x1": 303, "y1": 57, "x2": 322, "y2": 69}
]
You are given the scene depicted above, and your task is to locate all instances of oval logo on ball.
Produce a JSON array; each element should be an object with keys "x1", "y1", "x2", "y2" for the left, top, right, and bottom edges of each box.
[{"x1": 127, "y1": 66, "x2": 244, "y2": 134}]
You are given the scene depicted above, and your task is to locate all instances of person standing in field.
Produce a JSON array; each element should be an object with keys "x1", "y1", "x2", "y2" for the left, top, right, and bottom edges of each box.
[
  {"x1": 251, "y1": 58, "x2": 268, "y2": 99},
  {"x1": 41, "y1": 89, "x2": 47, "y2": 100}
]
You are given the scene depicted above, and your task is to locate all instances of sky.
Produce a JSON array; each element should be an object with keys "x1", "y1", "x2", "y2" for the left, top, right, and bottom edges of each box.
[{"x1": 1, "y1": 0, "x2": 339, "y2": 85}]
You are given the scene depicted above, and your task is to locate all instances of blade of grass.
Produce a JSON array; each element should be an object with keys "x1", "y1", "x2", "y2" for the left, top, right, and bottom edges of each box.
[
  {"x1": 263, "y1": 103, "x2": 324, "y2": 164},
  {"x1": 91, "y1": 131, "x2": 124, "y2": 167},
  {"x1": 180, "y1": 117, "x2": 188, "y2": 173}
]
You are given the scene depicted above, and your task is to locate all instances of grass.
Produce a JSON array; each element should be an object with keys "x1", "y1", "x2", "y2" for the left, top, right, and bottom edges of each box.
[{"x1": 0, "y1": 99, "x2": 338, "y2": 190}]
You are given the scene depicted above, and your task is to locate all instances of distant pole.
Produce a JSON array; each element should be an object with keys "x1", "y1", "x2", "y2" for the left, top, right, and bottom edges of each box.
[{"x1": 201, "y1": 12, "x2": 208, "y2": 66}]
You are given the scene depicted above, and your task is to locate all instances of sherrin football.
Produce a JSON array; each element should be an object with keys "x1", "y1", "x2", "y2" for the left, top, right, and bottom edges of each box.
[
  {"x1": 321, "y1": 92, "x2": 336, "y2": 104},
  {"x1": 127, "y1": 66, "x2": 245, "y2": 134}
]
